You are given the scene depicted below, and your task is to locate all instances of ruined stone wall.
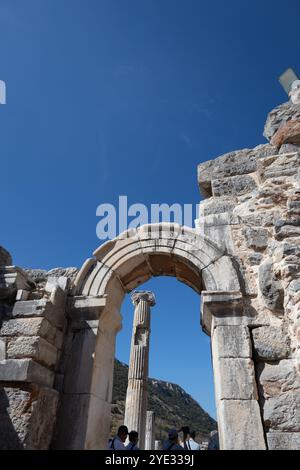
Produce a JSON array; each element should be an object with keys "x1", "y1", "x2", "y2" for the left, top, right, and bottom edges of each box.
[
  {"x1": 197, "y1": 101, "x2": 300, "y2": 450},
  {"x1": 0, "y1": 260, "x2": 77, "y2": 449}
]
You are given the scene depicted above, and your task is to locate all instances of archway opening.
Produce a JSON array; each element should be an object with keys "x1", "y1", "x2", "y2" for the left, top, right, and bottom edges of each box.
[
  {"x1": 111, "y1": 276, "x2": 217, "y2": 449},
  {"x1": 73, "y1": 224, "x2": 242, "y2": 450}
]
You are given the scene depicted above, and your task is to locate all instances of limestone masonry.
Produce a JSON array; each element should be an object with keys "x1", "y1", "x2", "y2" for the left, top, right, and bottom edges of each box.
[{"x1": 0, "y1": 99, "x2": 300, "y2": 450}]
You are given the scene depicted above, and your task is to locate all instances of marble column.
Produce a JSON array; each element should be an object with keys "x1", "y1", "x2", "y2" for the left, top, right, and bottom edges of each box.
[
  {"x1": 145, "y1": 411, "x2": 155, "y2": 450},
  {"x1": 124, "y1": 291, "x2": 156, "y2": 449}
]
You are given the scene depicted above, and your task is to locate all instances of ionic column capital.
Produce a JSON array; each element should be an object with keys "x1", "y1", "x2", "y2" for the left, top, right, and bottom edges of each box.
[{"x1": 131, "y1": 290, "x2": 156, "y2": 307}]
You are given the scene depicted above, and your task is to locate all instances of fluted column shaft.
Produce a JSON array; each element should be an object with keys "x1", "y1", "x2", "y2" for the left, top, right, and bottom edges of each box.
[{"x1": 124, "y1": 291, "x2": 155, "y2": 449}]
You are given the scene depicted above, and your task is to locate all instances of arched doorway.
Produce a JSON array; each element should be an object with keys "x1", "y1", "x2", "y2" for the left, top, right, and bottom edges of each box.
[
  {"x1": 113, "y1": 275, "x2": 217, "y2": 448},
  {"x1": 53, "y1": 223, "x2": 266, "y2": 450}
]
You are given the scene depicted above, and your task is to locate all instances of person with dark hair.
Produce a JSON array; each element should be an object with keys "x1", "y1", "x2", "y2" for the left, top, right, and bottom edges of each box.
[
  {"x1": 179, "y1": 426, "x2": 191, "y2": 450},
  {"x1": 188, "y1": 430, "x2": 200, "y2": 450},
  {"x1": 126, "y1": 431, "x2": 139, "y2": 450},
  {"x1": 163, "y1": 429, "x2": 184, "y2": 450},
  {"x1": 108, "y1": 425, "x2": 129, "y2": 450}
]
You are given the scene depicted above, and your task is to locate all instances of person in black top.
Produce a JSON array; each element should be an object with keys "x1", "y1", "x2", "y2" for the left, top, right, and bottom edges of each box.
[
  {"x1": 163, "y1": 429, "x2": 183, "y2": 450},
  {"x1": 125, "y1": 431, "x2": 139, "y2": 450}
]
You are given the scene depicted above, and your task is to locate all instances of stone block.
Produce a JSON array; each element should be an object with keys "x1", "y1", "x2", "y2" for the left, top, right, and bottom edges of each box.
[
  {"x1": 217, "y1": 400, "x2": 266, "y2": 450},
  {"x1": 197, "y1": 216, "x2": 236, "y2": 254},
  {"x1": 0, "y1": 385, "x2": 59, "y2": 450},
  {"x1": 258, "y1": 152, "x2": 300, "y2": 181},
  {"x1": 202, "y1": 256, "x2": 240, "y2": 292},
  {"x1": 252, "y1": 326, "x2": 290, "y2": 360},
  {"x1": 243, "y1": 227, "x2": 268, "y2": 250},
  {"x1": 263, "y1": 393, "x2": 300, "y2": 432},
  {"x1": 68, "y1": 296, "x2": 106, "y2": 321},
  {"x1": 271, "y1": 120, "x2": 300, "y2": 147},
  {"x1": 212, "y1": 325, "x2": 252, "y2": 358},
  {"x1": 7, "y1": 336, "x2": 58, "y2": 369},
  {"x1": 267, "y1": 432, "x2": 300, "y2": 450},
  {"x1": 25, "y1": 387, "x2": 59, "y2": 449},
  {"x1": 252, "y1": 143, "x2": 278, "y2": 158},
  {"x1": 198, "y1": 148, "x2": 258, "y2": 197},
  {"x1": 198, "y1": 212, "x2": 239, "y2": 227},
  {"x1": 258, "y1": 259, "x2": 284, "y2": 312},
  {"x1": 212, "y1": 174, "x2": 257, "y2": 197},
  {"x1": 213, "y1": 357, "x2": 258, "y2": 400},
  {"x1": 248, "y1": 253, "x2": 263, "y2": 265},
  {"x1": 263, "y1": 101, "x2": 300, "y2": 142},
  {"x1": 201, "y1": 290, "x2": 244, "y2": 335},
  {"x1": 52, "y1": 393, "x2": 93, "y2": 449},
  {"x1": 85, "y1": 396, "x2": 112, "y2": 450},
  {"x1": 15, "y1": 290, "x2": 29, "y2": 301},
  {"x1": 275, "y1": 224, "x2": 300, "y2": 240},
  {"x1": 0, "y1": 266, "x2": 34, "y2": 291},
  {"x1": 0, "y1": 359, "x2": 54, "y2": 387},
  {"x1": 279, "y1": 143, "x2": 300, "y2": 154},
  {"x1": 62, "y1": 328, "x2": 96, "y2": 394},
  {"x1": 12, "y1": 299, "x2": 66, "y2": 330},
  {"x1": 0, "y1": 318, "x2": 62, "y2": 349},
  {"x1": 257, "y1": 359, "x2": 300, "y2": 432},
  {"x1": 198, "y1": 196, "x2": 237, "y2": 216},
  {"x1": 0, "y1": 385, "x2": 31, "y2": 449}
]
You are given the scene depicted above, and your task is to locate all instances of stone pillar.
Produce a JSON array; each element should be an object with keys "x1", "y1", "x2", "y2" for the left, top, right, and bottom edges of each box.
[
  {"x1": 124, "y1": 291, "x2": 155, "y2": 450},
  {"x1": 51, "y1": 295, "x2": 122, "y2": 450},
  {"x1": 201, "y1": 291, "x2": 267, "y2": 450},
  {"x1": 145, "y1": 411, "x2": 155, "y2": 450}
]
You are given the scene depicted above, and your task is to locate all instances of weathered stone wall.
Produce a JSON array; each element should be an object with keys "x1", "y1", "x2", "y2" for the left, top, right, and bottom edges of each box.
[
  {"x1": 0, "y1": 259, "x2": 72, "y2": 449},
  {"x1": 197, "y1": 101, "x2": 300, "y2": 450}
]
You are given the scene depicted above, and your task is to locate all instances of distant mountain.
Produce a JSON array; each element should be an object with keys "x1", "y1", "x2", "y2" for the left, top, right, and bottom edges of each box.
[{"x1": 111, "y1": 359, "x2": 217, "y2": 442}]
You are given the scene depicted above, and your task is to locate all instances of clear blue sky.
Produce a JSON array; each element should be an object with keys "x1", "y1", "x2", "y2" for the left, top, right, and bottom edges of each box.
[{"x1": 1, "y1": 0, "x2": 299, "y2": 419}]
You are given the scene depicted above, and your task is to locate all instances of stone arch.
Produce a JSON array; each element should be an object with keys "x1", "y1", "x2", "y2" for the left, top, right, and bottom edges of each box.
[
  {"x1": 73, "y1": 223, "x2": 240, "y2": 300},
  {"x1": 53, "y1": 223, "x2": 266, "y2": 450}
]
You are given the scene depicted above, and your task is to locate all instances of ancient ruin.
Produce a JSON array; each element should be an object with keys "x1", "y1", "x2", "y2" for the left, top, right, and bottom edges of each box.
[
  {"x1": 0, "y1": 98, "x2": 300, "y2": 450},
  {"x1": 124, "y1": 291, "x2": 155, "y2": 449}
]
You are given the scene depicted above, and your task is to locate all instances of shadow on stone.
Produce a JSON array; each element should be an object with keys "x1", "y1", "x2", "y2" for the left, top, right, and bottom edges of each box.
[{"x1": 0, "y1": 386, "x2": 24, "y2": 449}]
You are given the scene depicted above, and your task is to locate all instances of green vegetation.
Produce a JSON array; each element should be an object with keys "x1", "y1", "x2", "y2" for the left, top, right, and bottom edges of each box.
[{"x1": 111, "y1": 359, "x2": 217, "y2": 441}]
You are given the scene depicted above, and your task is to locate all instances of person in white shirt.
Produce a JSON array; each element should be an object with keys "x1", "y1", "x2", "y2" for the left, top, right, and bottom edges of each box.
[
  {"x1": 188, "y1": 431, "x2": 201, "y2": 450},
  {"x1": 125, "y1": 431, "x2": 139, "y2": 450},
  {"x1": 108, "y1": 425, "x2": 129, "y2": 450}
]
